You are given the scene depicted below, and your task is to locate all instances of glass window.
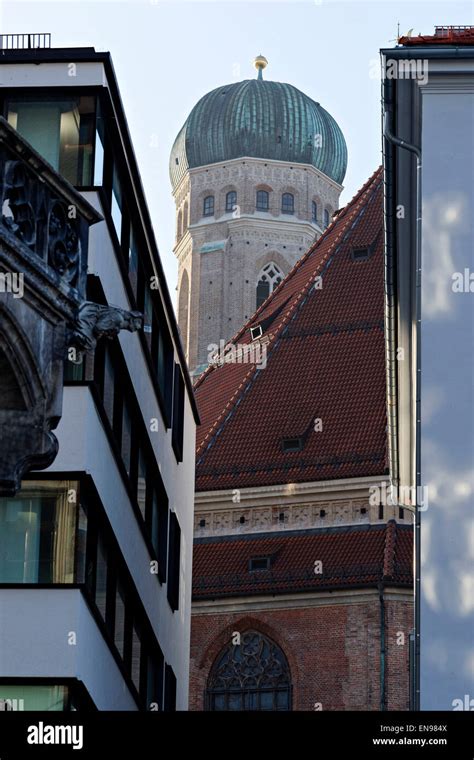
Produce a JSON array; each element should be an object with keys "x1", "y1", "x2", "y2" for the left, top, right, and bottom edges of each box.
[
  {"x1": 172, "y1": 364, "x2": 185, "y2": 462},
  {"x1": 64, "y1": 351, "x2": 85, "y2": 382},
  {"x1": 6, "y1": 96, "x2": 96, "y2": 186},
  {"x1": 93, "y1": 100, "x2": 105, "y2": 186},
  {"x1": 0, "y1": 685, "x2": 69, "y2": 712},
  {"x1": 207, "y1": 631, "x2": 291, "y2": 712},
  {"x1": 256, "y1": 279, "x2": 270, "y2": 309},
  {"x1": 121, "y1": 401, "x2": 132, "y2": 476},
  {"x1": 281, "y1": 193, "x2": 294, "y2": 214},
  {"x1": 256, "y1": 190, "x2": 269, "y2": 211},
  {"x1": 111, "y1": 166, "x2": 123, "y2": 240},
  {"x1": 225, "y1": 191, "x2": 237, "y2": 212},
  {"x1": 156, "y1": 328, "x2": 173, "y2": 424},
  {"x1": 131, "y1": 623, "x2": 142, "y2": 692},
  {"x1": 95, "y1": 535, "x2": 108, "y2": 620},
  {"x1": 143, "y1": 286, "x2": 153, "y2": 346},
  {"x1": 256, "y1": 262, "x2": 283, "y2": 309},
  {"x1": 76, "y1": 504, "x2": 88, "y2": 585},
  {"x1": 128, "y1": 227, "x2": 139, "y2": 299},
  {"x1": 324, "y1": 209, "x2": 330, "y2": 228},
  {"x1": 114, "y1": 581, "x2": 126, "y2": 658},
  {"x1": 0, "y1": 480, "x2": 77, "y2": 583},
  {"x1": 312, "y1": 201, "x2": 318, "y2": 223},
  {"x1": 137, "y1": 450, "x2": 147, "y2": 520},
  {"x1": 203, "y1": 195, "x2": 214, "y2": 217},
  {"x1": 167, "y1": 511, "x2": 181, "y2": 611},
  {"x1": 146, "y1": 654, "x2": 164, "y2": 711},
  {"x1": 103, "y1": 349, "x2": 115, "y2": 427}
]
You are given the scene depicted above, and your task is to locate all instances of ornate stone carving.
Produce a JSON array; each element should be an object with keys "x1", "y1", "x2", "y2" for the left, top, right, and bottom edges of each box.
[
  {"x1": 0, "y1": 116, "x2": 100, "y2": 495},
  {"x1": 70, "y1": 302, "x2": 143, "y2": 352},
  {"x1": 1, "y1": 158, "x2": 85, "y2": 291}
]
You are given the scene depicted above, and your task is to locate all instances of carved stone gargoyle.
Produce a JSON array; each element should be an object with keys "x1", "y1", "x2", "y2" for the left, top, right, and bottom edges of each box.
[{"x1": 70, "y1": 302, "x2": 144, "y2": 353}]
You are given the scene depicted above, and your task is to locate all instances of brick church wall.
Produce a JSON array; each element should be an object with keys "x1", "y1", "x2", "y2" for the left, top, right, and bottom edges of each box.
[{"x1": 189, "y1": 596, "x2": 413, "y2": 711}]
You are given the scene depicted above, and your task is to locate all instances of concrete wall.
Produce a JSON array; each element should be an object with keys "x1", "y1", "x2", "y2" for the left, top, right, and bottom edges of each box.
[{"x1": 0, "y1": 589, "x2": 137, "y2": 710}]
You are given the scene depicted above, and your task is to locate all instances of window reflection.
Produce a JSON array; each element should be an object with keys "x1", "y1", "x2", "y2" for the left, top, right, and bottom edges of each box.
[
  {"x1": 6, "y1": 96, "x2": 96, "y2": 186},
  {"x1": 0, "y1": 481, "x2": 77, "y2": 583}
]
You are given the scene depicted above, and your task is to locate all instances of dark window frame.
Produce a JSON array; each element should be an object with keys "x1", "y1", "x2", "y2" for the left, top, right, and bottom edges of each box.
[
  {"x1": 167, "y1": 512, "x2": 181, "y2": 612},
  {"x1": 256, "y1": 190, "x2": 269, "y2": 212},
  {"x1": 225, "y1": 190, "x2": 237, "y2": 213},
  {"x1": 203, "y1": 195, "x2": 214, "y2": 217},
  {"x1": 281, "y1": 192, "x2": 294, "y2": 214}
]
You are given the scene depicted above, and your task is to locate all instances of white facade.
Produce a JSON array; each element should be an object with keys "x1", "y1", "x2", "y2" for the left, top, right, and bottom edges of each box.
[{"x1": 0, "y1": 48, "x2": 197, "y2": 711}]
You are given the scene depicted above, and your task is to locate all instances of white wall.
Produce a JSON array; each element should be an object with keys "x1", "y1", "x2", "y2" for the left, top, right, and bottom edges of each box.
[{"x1": 0, "y1": 589, "x2": 137, "y2": 710}]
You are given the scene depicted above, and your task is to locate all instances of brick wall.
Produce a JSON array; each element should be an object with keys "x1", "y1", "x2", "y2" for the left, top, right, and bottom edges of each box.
[{"x1": 189, "y1": 595, "x2": 412, "y2": 711}]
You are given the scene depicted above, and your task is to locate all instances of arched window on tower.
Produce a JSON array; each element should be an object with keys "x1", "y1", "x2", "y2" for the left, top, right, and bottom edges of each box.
[
  {"x1": 281, "y1": 192, "x2": 294, "y2": 214},
  {"x1": 225, "y1": 191, "x2": 237, "y2": 213},
  {"x1": 256, "y1": 262, "x2": 283, "y2": 309},
  {"x1": 312, "y1": 200, "x2": 318, "y2": 224},
  {"x1": 183, "y1": 200, "x2": 189, "y2": 231},
  {"x1": 203, "y1": 195, "x2": 214, "y2": 217},
  {"x1": 324, "y1": 208, "x2": 330, "y2": 229},
  {"x1": 177, "y1": 209, "x2": 182, "y2": 241},
  {"x1": 256, "y1": 190, "x2": 269, "y2": 212},
  {"x1": 206, "y1": 630, "x2": 292, "y2": 711}
]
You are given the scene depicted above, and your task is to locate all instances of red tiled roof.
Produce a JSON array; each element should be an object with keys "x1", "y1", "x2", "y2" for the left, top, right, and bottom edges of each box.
[
  {"x1": 192, "y1": 521, "x2": 413, "y2": 599},
  {"x1": 399, "y1": 27, "x2": 474, "y2": 46},
  {"x1": 195, "y1": 167, "x2": 387, "y2": 491}
]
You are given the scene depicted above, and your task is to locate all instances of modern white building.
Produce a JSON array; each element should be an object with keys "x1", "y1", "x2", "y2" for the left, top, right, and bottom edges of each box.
[{"x1": 0, "y1": 37, "x2": 199, "y2": 711}]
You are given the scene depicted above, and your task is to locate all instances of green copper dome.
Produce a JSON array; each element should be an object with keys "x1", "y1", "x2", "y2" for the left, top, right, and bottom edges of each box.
[{"x1": 169, "y1": 76, "x2": 347, "y2": 189}]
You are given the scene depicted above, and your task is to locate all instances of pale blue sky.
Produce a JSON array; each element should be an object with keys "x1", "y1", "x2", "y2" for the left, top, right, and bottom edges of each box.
[{"x1": 2, "y1": 0, "x2": 472, "y2": 301}]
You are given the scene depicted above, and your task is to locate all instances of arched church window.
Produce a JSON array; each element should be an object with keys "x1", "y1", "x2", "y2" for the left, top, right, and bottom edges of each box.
[
  {"x1": 177, "y1": 209, "x2": 182, "y2": 240},
  {"x1": 203, "y1": 195, "x2": 214, "y2": 217},
  {"x1": 281, "y1": 193, "x2": 294, "y2": 214},
  {"x1": 206, "y1": 630, "x2": 291, "y2": 711},
  {"x1": 226, "y1": 191, "x2": 237, "y2": 213},
  {"x1": 256, "y1": 262, "x2": 283, "y2": 309},
  {"x1": 324, "y1": 208, "x2": 330, "y2": 228},
  {"x1": 312, "y1": 200, "x2": 318, "y2": 223},
  {"x1": 256, "y1": 190, "x2": 269, "y2": 212}
]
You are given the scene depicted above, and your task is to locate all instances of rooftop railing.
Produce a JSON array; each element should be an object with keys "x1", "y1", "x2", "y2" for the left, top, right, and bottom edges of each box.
[{"x1": 0, "y1": 33, "x2": 51, "y2": 50}]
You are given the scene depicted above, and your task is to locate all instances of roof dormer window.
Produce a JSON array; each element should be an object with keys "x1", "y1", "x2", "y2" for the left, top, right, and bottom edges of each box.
[{"x1": 249, "y1": 556, "x2": 271, "y2": 571}]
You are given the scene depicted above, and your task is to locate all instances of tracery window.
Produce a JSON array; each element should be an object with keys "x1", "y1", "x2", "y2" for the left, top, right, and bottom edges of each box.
[
  {"x1": 256, "y1": 262, "x2": 283, "y2": 309},
  {"x1": 206, "y1": 630, "x2": 291, "y2": 711}
]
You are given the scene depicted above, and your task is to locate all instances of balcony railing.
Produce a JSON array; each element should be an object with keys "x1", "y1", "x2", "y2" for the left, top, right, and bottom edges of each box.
[{"x1": 0, "y1": 33, "x2": 51, "y2": 50}]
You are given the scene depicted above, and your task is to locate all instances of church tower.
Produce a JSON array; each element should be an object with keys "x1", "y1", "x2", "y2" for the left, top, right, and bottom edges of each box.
[{"x1": 170, "y1": 56, "x2": 347, "y2": 374}]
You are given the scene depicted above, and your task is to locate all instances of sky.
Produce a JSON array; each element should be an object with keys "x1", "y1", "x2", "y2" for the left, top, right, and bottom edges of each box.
[{"x1": 1, "y1": 0, "x2": 472, "y2": 304}]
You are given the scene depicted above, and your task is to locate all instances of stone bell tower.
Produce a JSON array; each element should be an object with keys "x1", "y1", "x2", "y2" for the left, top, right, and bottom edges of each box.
[{"x1": 170, "y1": 57, "x2": 347, "y2": 375}]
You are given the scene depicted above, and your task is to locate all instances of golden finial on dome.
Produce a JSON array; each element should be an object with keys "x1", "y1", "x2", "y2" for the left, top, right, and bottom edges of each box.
[{"x1": 253, "y1": 54, "x2": 268, "y2": 80}]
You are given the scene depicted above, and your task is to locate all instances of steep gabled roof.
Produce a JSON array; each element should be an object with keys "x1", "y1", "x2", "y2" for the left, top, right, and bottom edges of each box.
[
  {"x1": 192, "y1": 521, "x2": 412, "y2": 599},
  {"x1": 195, "y1": 167, "x2": 386, "y2": 492}
]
